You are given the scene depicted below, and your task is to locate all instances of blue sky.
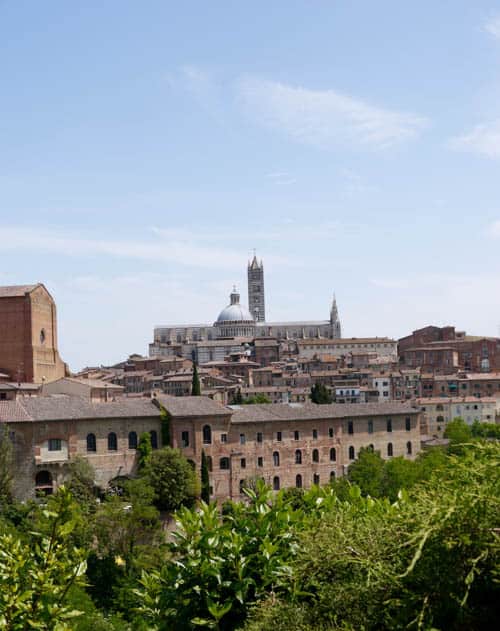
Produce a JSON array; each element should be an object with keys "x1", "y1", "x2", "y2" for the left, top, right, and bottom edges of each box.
[{"x1": 2, "y1": 1, "x2": 500, "y2": 370}]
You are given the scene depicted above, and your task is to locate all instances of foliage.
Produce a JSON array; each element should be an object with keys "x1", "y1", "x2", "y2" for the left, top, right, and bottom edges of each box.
[
  {"x1": 145, "y1": 447, "x2": 199, "y2": 512},
  {"x1": 444, "y1": 417, "x2": 473, "y2": 454},
  {"x1": 137, "y1": 432, "x2": 153, "y2": 470},
  {"x1": 310, "y1": 382, "x2": 332, "y2": 404},
  {"x1": 0, "y1": 423, "x2": 13, "y2": 510},
  {"x1": 135, "y1": 481, "x2": 300, "y2": 630},
  {"x1": 200, "y1": 450, "x2": 210, "y2": 503},
  {"x1": 191, "y1": 363, "x2": 201, "y2": 396},
  {"x1": 241, "y1": 393, "x2": 271, "y2": 404},
  {"x1": 67, "y1": 456, "x2": 97, "y2": 506},
  {"x1": 471, "y1": 419, "x2": 500, "y2": 439},
  {"x1": 0, "y1": 487, "x2": 88, "y2": 630},
  {"x1": 347, "y1": 446, "x2": 384, "y2": 497},
  {"x1": 159, "y1": 406, "x2": 171, "y2": 447},
  {"x1": 245, "y1": 443, "x2": 500, "y2": 631}
]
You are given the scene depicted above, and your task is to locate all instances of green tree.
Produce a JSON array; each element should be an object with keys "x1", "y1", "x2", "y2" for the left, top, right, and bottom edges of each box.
[
  {"x1": 200, "y1": 450, "x2": 210, "y2": 503},
  {"x1": 137, "y1": 432, "x2": 153, "y2": 470},
  {"x1": 0, "y1": 423, "x2": 13, "y2": 511},
  {"x1": 347, "y1": 446, "x2": 384, "y2": 497},
  {"x1": 135, "y1": 481, "x2": 300, "y2": 630},
  {"x1": 191, "y1": 362, "x2": 201, "y2": 396},
  {"x1": 381, "y1": 456, "x2": 420, "y2": 501},
  {"x1": 67, "y1": 456, "x2": 97, "y2": 507},
  {"x1": 0, "y1": 487, "x2": 88, "y2": 629},
  {"x1": 159, "y1": 406, "x2": 171, "y2": 446},
  {"x1": 242, "y1": 393, "x2": 271, "y2": 404},
  {"x1": 310, "y1": 382, "x2": 332, "y2": 404},
  {"x1": 145, "y1": 447, "x2": 199, "y2": 512},
  {"x1": 444, "y1": 417, "x2": 473, "y2": 454}
]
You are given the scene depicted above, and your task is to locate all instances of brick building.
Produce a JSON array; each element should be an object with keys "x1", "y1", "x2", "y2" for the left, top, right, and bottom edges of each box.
[
  {"x1": 161, "y1": 396, "x2": 420, "y2": 502},
  {"x1": 398, "y1": 326, "x2": 500, "y2": 373},
  {"x1": 0, "y1": 284, "x2": 67, "y2": 383}
]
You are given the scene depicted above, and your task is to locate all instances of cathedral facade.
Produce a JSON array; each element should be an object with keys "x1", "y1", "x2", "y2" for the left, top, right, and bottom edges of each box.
[{"x1": 150, "y1": 256, "x2": 342, "y2": 358}]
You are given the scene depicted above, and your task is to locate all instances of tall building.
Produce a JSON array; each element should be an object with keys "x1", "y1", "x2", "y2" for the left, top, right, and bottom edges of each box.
[
  {"x1": 330, "y1": 294, "x2": 342, "y2": 338},
  {"x1": 0, "y1": 284, "x2": 67, "y2": 383},
  {"x1": 247, "y1": 254, "x2": 266, "y2": 322}
]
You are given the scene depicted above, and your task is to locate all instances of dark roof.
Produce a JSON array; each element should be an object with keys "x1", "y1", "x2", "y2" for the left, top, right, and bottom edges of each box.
[
  {"x1": 229, "y1": 401, "x2": 419, "y2": 424},
  {"x1": 155, "y1": 395, "x2": 231, "y2": 417},
  {"x1": 0, "y1": 284, "x2": 39, "y2": 298},
  {"x1": 0, "y1": 396, "x2": 159, "y2": 423}
]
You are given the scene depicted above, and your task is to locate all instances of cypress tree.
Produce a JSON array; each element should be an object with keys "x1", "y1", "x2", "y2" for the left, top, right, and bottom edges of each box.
[
  {"x1": 160, "y1": 406, "x2": 171, "y2": 446},
  {"x1": 191, "y1": 362, "x2": 201, "y2": 396},
  {"x1": 200, "y1": 450, "x2": 210, "y2": 503}
]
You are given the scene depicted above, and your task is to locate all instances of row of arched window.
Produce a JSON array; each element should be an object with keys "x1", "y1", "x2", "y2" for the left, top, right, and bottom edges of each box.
[
  {"x1": 347, "y1": 441, "x2": 412, "y2": 460},
  {"x1": 240, "y1": 471, "x2": 336, "y2": 493},
  {"x1": 86, "y1": 430, "x2": 158, "y2": 452},
  {"x1": 219, "y1": 448, "x2": 337, "y2": 470}
]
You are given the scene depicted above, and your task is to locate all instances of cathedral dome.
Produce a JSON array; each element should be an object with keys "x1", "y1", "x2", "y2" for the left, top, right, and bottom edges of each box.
[{"x1": 216, "y1": 287, "x2": 254, "y2": 323}]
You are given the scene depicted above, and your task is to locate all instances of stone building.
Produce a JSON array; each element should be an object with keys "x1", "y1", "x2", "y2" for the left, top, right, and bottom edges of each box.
[
  {"x1": 149, "y1": 257, "x2": 343, "y2": 359},
  {"x1": 296, "y1": 337, "x2": 397, "y2": 360},
  {"x1": 0, "y1": 284, "x2": 67, "y2": 383},
  {"x1": 161, "y1": 396, "x2": 420, "y2": 502},
  {"x1": 416, "y1": 396, "x2": 496, "y2": 436},
  {"x1": 1, "y1": 396, "x2": 162, "y2": 499}
]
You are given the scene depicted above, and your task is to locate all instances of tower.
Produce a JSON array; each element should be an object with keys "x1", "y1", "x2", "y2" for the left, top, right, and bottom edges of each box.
[
  {"x1": 247, "y1": 254, "x2": 266, "y2": 322},
  {"x1": 330, "y1": 294, "x2": 341, "y2": 338}
]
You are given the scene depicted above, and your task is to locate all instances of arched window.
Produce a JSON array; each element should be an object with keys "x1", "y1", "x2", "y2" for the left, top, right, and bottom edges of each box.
[
  {"x1": 203, "y1": 425, "x2": 212, "y2": 444},
  {"x1": 312, "y1": 449, "x2": 319, "y2": 463},
  {"x1": 108, "y1": 432, "x2": 117, "y2": 451},
  {"x1": 220, "y1": 457, "x2": 230, "y2": 470},
  {"x1": 387, "y1": 442, "x2": 393, "y2": 457},
  {"x1": 273, "y1": 476, "x2": 280, "y2": 491},
  {"x1": 386, "y1": 419, "x2": 392, "y2": 433},
  {"x1": 295, "y1": 449, "x2": 302, "y2": 464},
  {"x1": 86, "y1": 433, "x2": 96, "y2": 452},
  {"x1": 406, "y1": 441, "x2": 412, "y2": 455},
  {"x1": 207, "y1": 455, "x2": 213, "y2": 472},
  {"x1": 150, "y1": 430, "x2": 158, "y2": 449},
  {"x1": 368, "y1": 420, "x2": 373, "y2": 434},
  {"x1": 330, "y1": 447, "x2": 336, "y2": 462},
  {"x1": 349, "y1": 446, "x2": 355, "y2": 460},
  {"x1": 330, "y1": 470, "x2": 336, "y2": 482},
  {"x1": 295, "y1": 474, "x2": 302, "y2": 488},
  {"x1": 313, "y1": 473, "x2": 320, "y2": 485},
  {"x1": 35, "y1": 470, "x2": 53, "y2": 495},
  {"x1": 128, "y1": 431, "x2": 137, "y2": 449},
  {"x1": 273, "y1": 451, "x2": 280, "y2": 466}
]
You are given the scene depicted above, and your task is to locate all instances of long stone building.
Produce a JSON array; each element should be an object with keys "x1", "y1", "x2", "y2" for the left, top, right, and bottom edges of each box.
[{"x1": 1, "y1": 394, "x2": 420, "y2": 501}]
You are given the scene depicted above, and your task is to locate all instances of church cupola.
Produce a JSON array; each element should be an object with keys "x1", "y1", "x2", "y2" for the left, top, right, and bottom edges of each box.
[{"x1": 230, "y1": 286, "x2": 240, "y2": 305}]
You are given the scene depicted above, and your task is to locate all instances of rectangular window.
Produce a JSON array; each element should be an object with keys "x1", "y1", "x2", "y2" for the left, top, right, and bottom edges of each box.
[
  {"x1": 241, "y1": 458, "x2": 246, "y2": 469},
  {"x1": 405, "y1": 417, "x2": 411, "y2": 431},
  {"x1": 328, "y1": 427, "x2": 334, "y2": 438},
  {"x1": 276, "y1": 431, "x2": 282, "y2": 441},
  {"x1": 256, "y1": 432, "x2": 263, "y2": 443},
  {"x1": 221, "y1": 433, "x2": 227, "y2": 443},
  {"x1": 294, "y1": 430, "x2": 300, "y2": 440},
  {"x1": 240, "y1": 434, "x2": 246, "y2": 445},
  {"x1": 181, "y1": 431, "x2": 189, "y2": 447},
  {"x1": 257, "y1": 456, "x2": 263, "y2": 467},
  {"x1": 48, "y1": 438, "x2": 62, "y2": 451},
  {"x1": 312, "y1": 429, "x2": 318, "y2": 439},
  {"x1": 348, "y1": 421, "x2": 354, "y2": 435}
]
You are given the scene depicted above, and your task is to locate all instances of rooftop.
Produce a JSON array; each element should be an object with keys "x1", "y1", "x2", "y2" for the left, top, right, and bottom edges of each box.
[
  {"x1": 0, "y1": 284, "x2": 39, "y2": 298},
  {"x1": 155, "y1": 394, "x2": 231, "y2": 417}
]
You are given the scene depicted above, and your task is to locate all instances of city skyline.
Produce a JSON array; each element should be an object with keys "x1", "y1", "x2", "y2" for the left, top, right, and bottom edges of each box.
[{"x1": 1, "y1": 1, "x2": 500, "y2": 369}]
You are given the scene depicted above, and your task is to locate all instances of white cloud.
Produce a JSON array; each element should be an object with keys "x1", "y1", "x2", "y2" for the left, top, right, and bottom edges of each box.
[
  {"x1": 0, "y1": 225, "x2": 290, "y2": 270},
  {"x1": 484, "y1": 14, "x2": 500, "y2": 39},
  {"x1": 450, "y1": 120, "x2": 500, "y2": 158},
  {"x1": 237, "y1": 77, "x2": 428, "y2": 149}
]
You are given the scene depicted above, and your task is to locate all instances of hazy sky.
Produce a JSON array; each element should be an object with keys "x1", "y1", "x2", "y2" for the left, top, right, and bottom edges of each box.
[{"x1": 2, "y1": 1, "x2": 500, "y2": 371}]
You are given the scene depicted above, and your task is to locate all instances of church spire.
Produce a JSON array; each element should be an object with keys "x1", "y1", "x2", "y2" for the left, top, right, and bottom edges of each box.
[
  {"x1": 330, "y1": 294, "x2": 341, "y2": 338},
  {"x1": 247, "y1": 251, "x2": 266, "y2": 322}
]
